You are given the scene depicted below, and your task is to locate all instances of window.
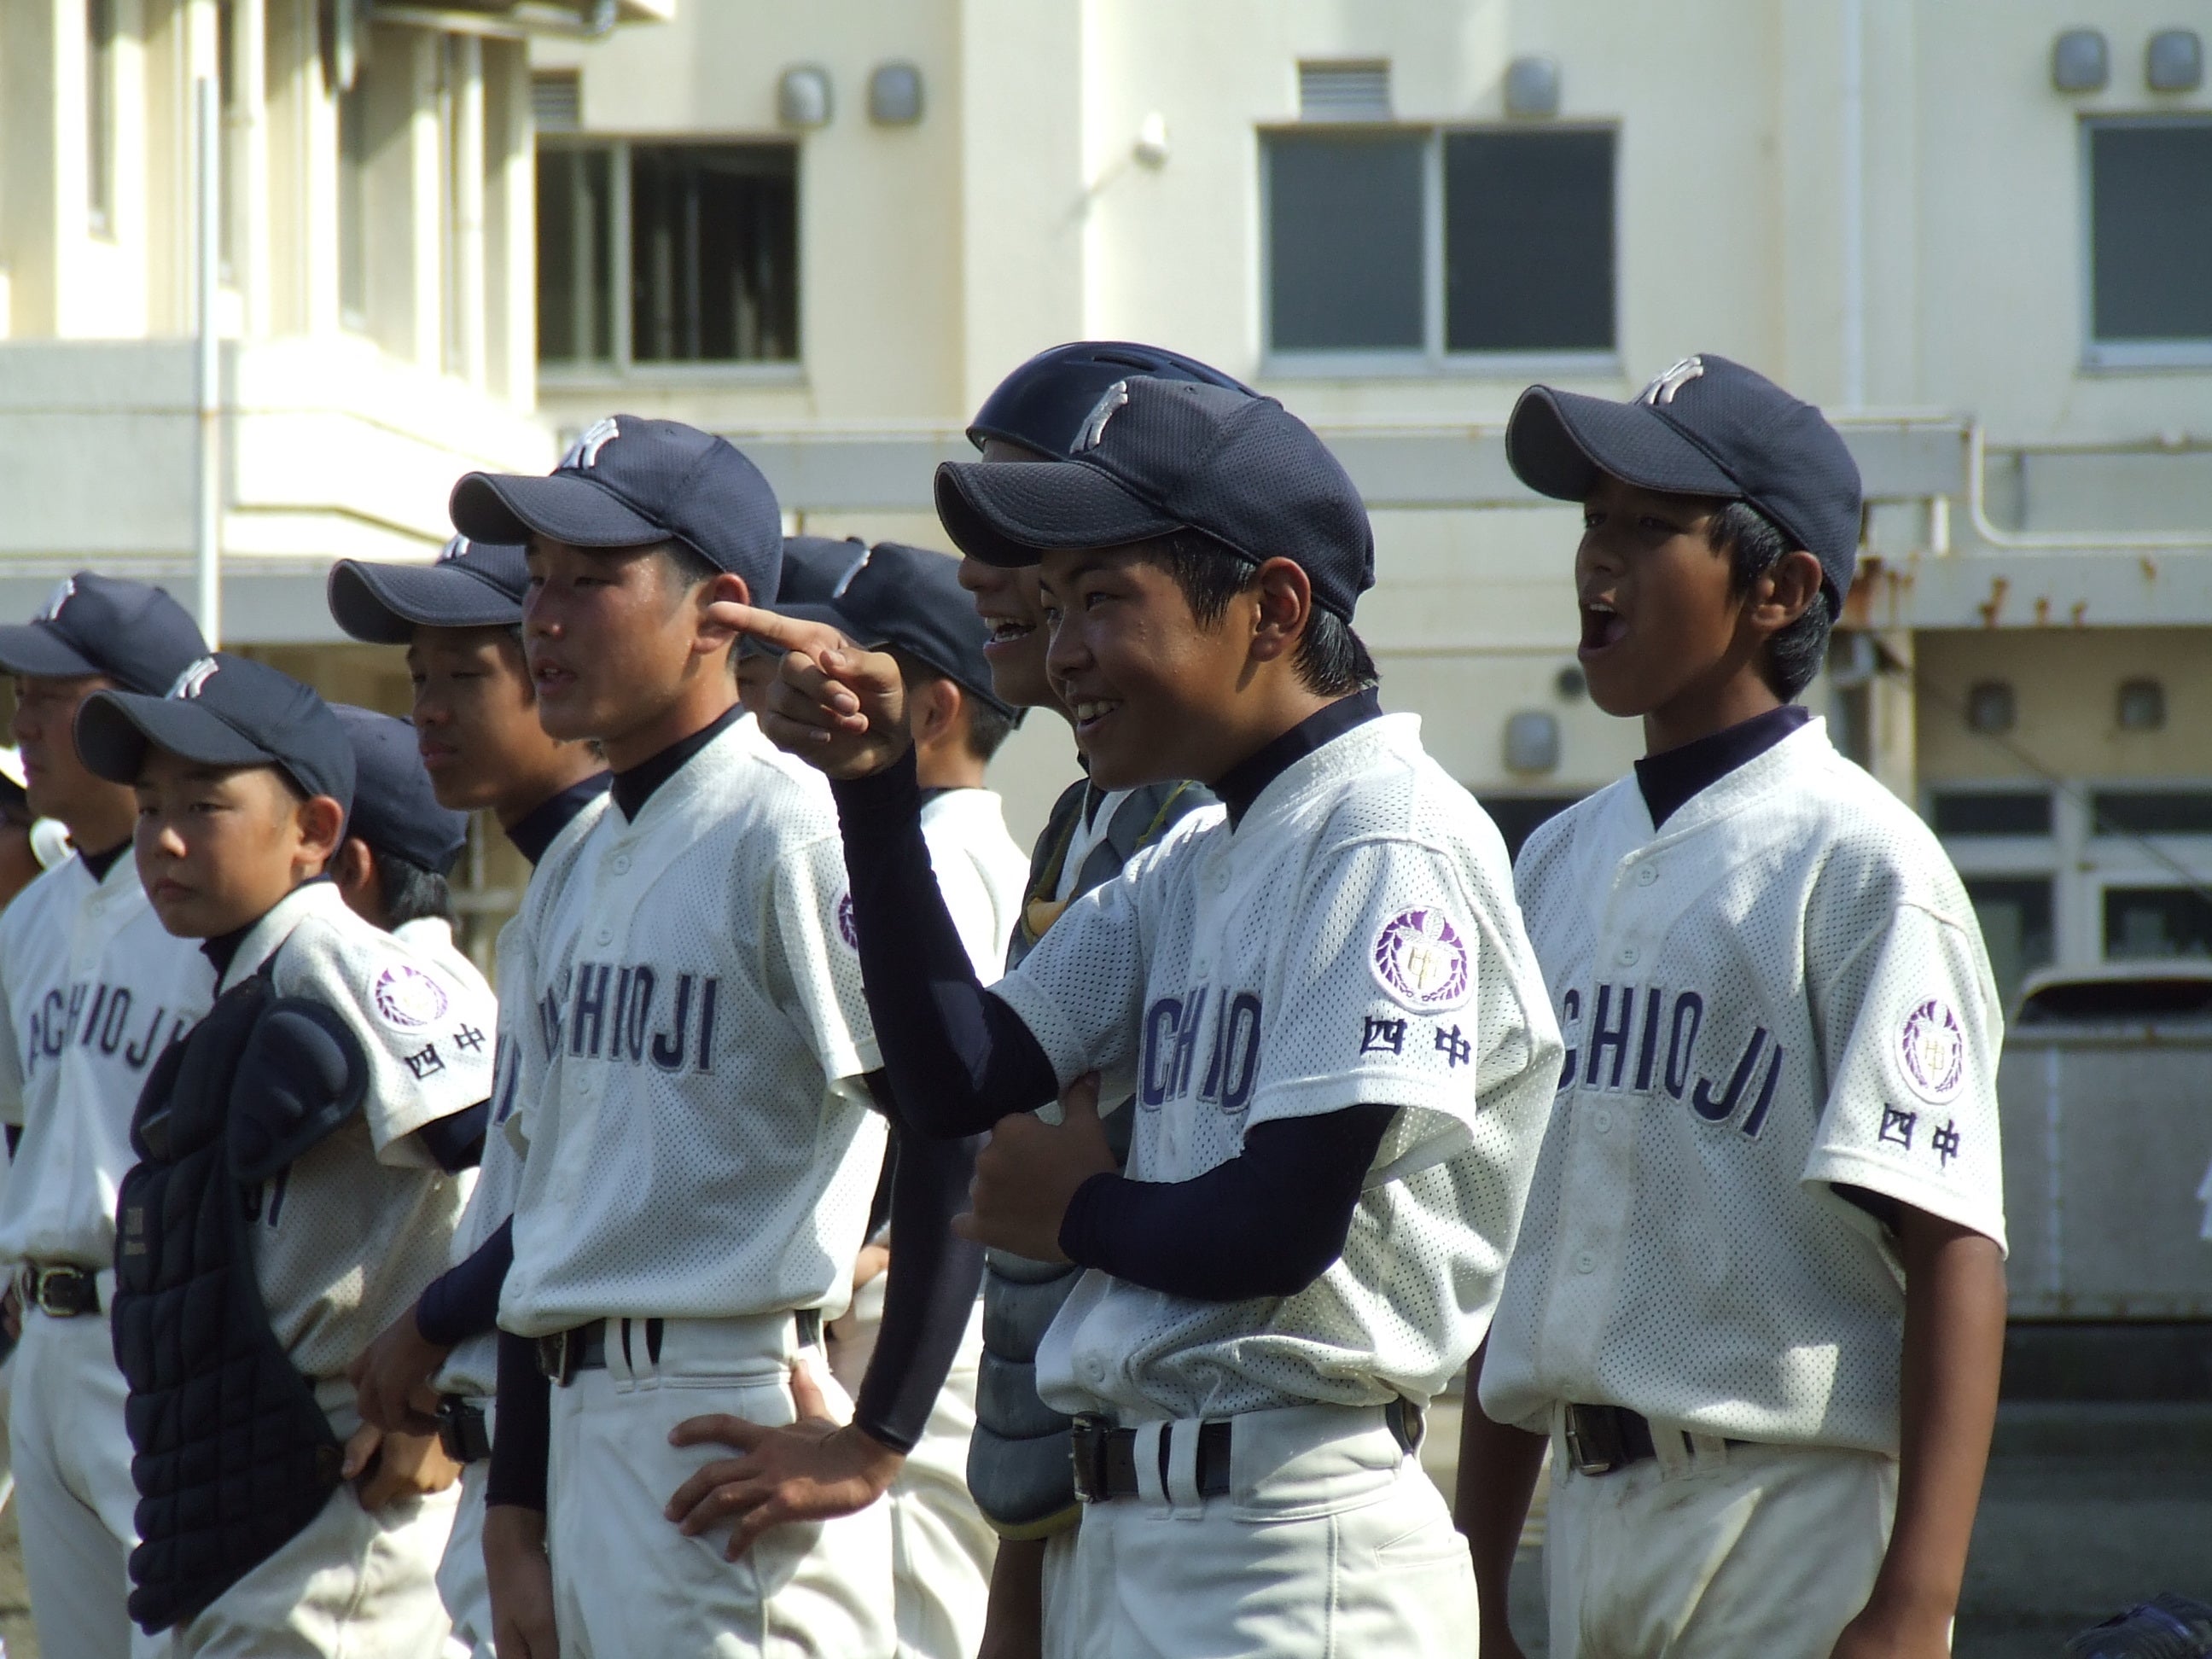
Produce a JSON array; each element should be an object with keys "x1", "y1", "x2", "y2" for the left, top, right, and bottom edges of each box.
[
  {"x1": 86, "y1": 0, "x2": 115, "y2": 233},
  {"x1": 1263, "y1": 125, "x2": 1615, "y2": 369},
  {"x1": 1478, "y1": 795, "x2": 1581, "y2": 861},
  {"x1": 1930, "y1": 790, "x2": 2052, "y2": 837},
  {"x1": 1964, "y1": 876, "x2": 2055, "y2": 1007},
  {"x1": 2104, "y1": 885, "x2": 2212, "y2": 960},
  {"x1": 2085, "y1": 118, "x2": 2212, "y2": 365},
  {"x1": 2090, "y1": 790, "x2": 2212, "y2": 837},
  {"x1": 537, "y1": 141, "x2": 799, "y2": 372}
]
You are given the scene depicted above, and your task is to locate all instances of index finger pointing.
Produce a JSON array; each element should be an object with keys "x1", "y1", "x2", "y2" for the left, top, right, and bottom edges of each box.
[{"x1": 702, "y1": 600, "x2": 851, "y2": 658}]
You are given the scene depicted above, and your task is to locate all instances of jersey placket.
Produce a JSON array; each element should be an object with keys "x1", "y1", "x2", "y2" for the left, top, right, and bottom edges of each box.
[{"x1": 548, "y1": 827, "x2": 651, "y2": 1215}]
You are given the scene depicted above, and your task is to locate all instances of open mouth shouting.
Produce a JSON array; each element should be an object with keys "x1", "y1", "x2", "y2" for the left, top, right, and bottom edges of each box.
[{"x1": 1580, "y1": 597, "x2": 1628, "y2": 659}]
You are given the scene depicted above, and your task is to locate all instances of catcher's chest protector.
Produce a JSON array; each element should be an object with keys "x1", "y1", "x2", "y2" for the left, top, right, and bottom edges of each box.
[{"x1": 109, "y1": 973, "x2": 349, "y2": 1634}]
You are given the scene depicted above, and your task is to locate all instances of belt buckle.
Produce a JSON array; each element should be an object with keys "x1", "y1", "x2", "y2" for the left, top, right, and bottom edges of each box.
[
  {"x1": 1068, "y1": 1415, "x2": 1111, "y2": 1505},
  {"x1": 32, "y1": 1266, "x2": 89, "y2": 1318},
  {"x1": 535, "y1": 1329, "x2": 578, "y2": 1386},
  {"x1": 1563, "y1": 1404, "x2": 1621, "y2": 1476},
  {"x1": 436, "y1": 1397, "x2": 491, "y2": 1464}
]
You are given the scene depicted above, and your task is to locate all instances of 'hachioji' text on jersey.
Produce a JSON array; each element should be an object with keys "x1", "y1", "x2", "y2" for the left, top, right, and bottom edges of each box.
[
  {"x1": 991, "y1": 713, "x2": 1563, "y2": 1423},
  {"x1": 0, "y1": 853, "x2": 212, "y2": 1270},
  {"x1": 1480, "y1": 719, "x2": 2006, "y2": 1455},
  {"x1": 218, "y1": 881, "x2": 493, "y2": 1382},
  {"x1": 498, "y1": 713, "x2": 885, "y2": 1337}
]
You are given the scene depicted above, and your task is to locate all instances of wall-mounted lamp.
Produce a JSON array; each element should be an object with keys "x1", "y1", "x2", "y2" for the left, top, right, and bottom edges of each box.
[
  {"x1": 1504, "y1": 710, "x2": 1561, "y2": 774},
  {"x1": 1505, "y1": 55, "x2": 1561, "y2": 117},
  {"x1": 2147, "y1": 29, "x2": 2203, "y2": 92},
  {"x1": 1133, "y1": 112, "x2": 1171, "y2": 169},
  {"x1": 2051, "y1": 29, "x2": 2110, "y2": 91},
  {"x1": 778, "y1": 65, "x2": 832, "y2": 129},
  {"x1": 869, "y1": 62, "x2": 923, "y2": 125}
]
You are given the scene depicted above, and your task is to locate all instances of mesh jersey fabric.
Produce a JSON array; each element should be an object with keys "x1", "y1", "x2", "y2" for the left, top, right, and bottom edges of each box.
[
  {"x1": 497, "y1": 712, "x2": 886, "y2": 1336},
  {"x1": 1479, "y1": 719, "x2": 2007, "y2": 1455},
  {"x1": 991, "y1": 713, "x2": 1562, "y2": 1422},
  {"x1": 919, "y1": 788, "x2": 1029, "y2": 979},
  {"x1": 214, "y1": 881, "x2": 493, "y2": 1382},
  {"x1": 0, "y1": 851, "x2": 211, "y2": 1266}
]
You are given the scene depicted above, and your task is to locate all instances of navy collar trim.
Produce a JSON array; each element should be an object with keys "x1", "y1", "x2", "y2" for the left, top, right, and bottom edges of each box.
[
  {"x1": 78, "y1": 841, "x2": 130, "y2": 884},
  {"x1": 1634, "y1": 703, "x2": 1810, "y2": 830},
  {"x1": 611, "y1": 704, "x2": 744, "y2": 822},
  {"x1": 1213, "y1": 689, "x2": 1383, "y2": 829},
  {"x1": 506, "y1": 771, "x2": 611, "y2": 866}
]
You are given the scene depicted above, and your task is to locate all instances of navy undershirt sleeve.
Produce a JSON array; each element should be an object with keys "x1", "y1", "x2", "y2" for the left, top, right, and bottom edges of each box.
[
  {"x1": 414, "y1": 1215, "x2": 514, "y2": 1349},
  {"x1": 1057, "y1": 1103, "x2": 1397, "y2": 1301},
  {"x1": 486, "y1": 1330, "x2": 550, "y2": 1511},
  {"x1": 850, "y1": 1112, "x2": 987, "y2": 1453},
  {"x1": 414, "y1": 1099, "x2": 489, "y2": 1174},
  {"x1": 831, "y1": 754, "x2": 1057, "y2": 1138}
]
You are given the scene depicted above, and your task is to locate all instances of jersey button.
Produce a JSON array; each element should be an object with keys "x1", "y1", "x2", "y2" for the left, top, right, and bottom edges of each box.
[
  {"x1": 1637, "y1": 865, "x2": 1658, "y2": 887},
  {"x1": 1618, "y1": 946, "x2": 1639, "y2": 966},
  {"x1": 1574, "y1": 1249, "x2": 1597, "y2": 1274},
  {"x1": 1592, "y1": 1109, "x2": 1613, "y2": 1135},
  {"x1": 613, "y1": 853, "x2": 632, "y2": 874},
  {"x1": 596, "y1": 926, "x2": 614, "y2": 946}
]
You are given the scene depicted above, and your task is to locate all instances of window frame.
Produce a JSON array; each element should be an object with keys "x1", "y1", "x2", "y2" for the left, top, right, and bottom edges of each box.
[
  {"x1": 2079, "y1": 114, "x2": 2212, "y2": 372},
  {"x1": 1259, "y1": 119, "x2": 1621, "y2": 381},
  {"x1": 535, "y1": 132, "x2": 806, "y2": 387}
]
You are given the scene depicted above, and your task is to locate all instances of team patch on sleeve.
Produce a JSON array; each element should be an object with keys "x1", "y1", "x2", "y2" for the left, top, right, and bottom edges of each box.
[
  {"x1": 371, "y1": 963, "x2": 451, "y2": 1029},
  {"x1": 835, "y1": 891, "x2": 859, "y2": 950},
  {"x1": 1897, "y1": 996, "x2": 1965, "y2": 1104},
  {"x1": 1369, "y1": 906, "x2": 1473, "y2": 1012}
]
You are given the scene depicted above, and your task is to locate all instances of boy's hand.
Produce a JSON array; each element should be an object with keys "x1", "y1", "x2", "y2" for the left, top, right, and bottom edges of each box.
[
  {"x1": 346, "y1": 1299, "x2": 449, "y2": 1434},
  {"x1": 955, "y1": 1074, "x2": 1116, "y2": 1261},
  {"x1": 1828, "y1": 1599, "x2": 1953, "y2": 1659},
  {"x1": 703, "y1": 602, "x2": 912, "y2": 779},
  {"x1": 484, "y1": 1504, "x2": 559, "y2": 1659},
  {"x1": 662, "y1": 1359, "x2": 903, "y2": 1560},
  {"x1": 343, "y1": 1420, "x2": 463, "y2": 1509}
]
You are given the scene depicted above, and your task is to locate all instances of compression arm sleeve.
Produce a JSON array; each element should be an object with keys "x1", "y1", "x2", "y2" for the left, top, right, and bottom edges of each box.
[
  {"x1": 414, "y1": 1099, "x2": 489, "y2": 1174},
  {"x1": 851, "y1": 1111, "x2": 987, "y2": 1453},
  {"x1": 486, "y1": 1330, "x2": 550, "y2": 1511},
  {"x1": 414, "y1": 1215, "x2": 514, "y2": 1349},
  {"x1": 1057, "y1": 1103, "x2": 1396, "y2": 1301},
  {"x1": 832, "y1": 754, "x2": 1057, "y2": 1138}
]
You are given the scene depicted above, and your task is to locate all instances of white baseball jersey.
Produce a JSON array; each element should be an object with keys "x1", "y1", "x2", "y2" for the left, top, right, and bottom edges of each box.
[
  {"x1": 498, "y1": 713, "x2": 885, "y2": 1337},
  {"x1": 1480, "y1": 719, "x2": 2006, "y2": 1456},
  {"x1": 218, "y1": 880, "x2": 492, "y2": 1380},
  {"x1": 0, "y1": 852, "x2": 211, "y2": 1268},
  {"x1": 920, "y1": 787, "x2": 1028, "y2": 979},
  {"x1": 991, "y1": 713, "x2": 1562, "y2": 1423}
]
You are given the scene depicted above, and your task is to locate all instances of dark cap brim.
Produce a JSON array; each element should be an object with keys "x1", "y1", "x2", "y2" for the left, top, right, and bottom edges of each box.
[
  {"x1": 328, "y1": 560, "x2": 523, "y2": 644},
  {"x1": 451, "y1": 470, "x2": 667, "y2": 551},
  {"x1": 0, "y1": 622, "x2": 102, "y2": 681},
  {"x1": 75, "y1": 691, "x2": 273, "y2": 785},
  {"x1": 934, "y1": 461, "x2": 1183, "y2": 568},
  {"x1": 777, "y1": 600, "x2": 877, "y2": 647},
  {"x1": 1505, "y1": 387, "x2": 1743, "y2": 504}
]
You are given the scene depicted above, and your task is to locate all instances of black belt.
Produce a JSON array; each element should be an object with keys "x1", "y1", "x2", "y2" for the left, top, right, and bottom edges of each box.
[
  {"x1": 436, "y1": 1395, "x2": 492, "y2": 1464},
  {"x1": 1563, "y1": 1402, "x2": 1746, "y2": 1476},
  {"x1": 537, "y1": 1310, "x2": 825, "y2": 1386},
  {"x1": 1070, "y1": 1399, "x2": 1423, "y2": 1505},
  {"x1": 19, "y1": 1262, "x2": 101, "y2": 1318}
]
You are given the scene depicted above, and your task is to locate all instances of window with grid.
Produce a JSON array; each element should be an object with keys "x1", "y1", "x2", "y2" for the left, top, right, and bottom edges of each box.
[{"x1": 2086, "y1": 118, "x2": 2212, "y2": 364}]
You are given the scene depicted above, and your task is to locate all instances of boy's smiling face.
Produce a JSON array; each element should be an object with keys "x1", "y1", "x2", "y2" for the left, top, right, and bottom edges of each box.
[{"x1": 133, "y1": 751, "x2": 344, "y2": 939}]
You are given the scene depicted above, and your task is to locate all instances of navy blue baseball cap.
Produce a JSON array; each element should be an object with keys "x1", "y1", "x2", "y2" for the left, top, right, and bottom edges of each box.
[
  {"x1": 936, "y1": 377, "x2": 1376, "y2": 620},
  {"x1": 778, "y1": 536, "x2": 870, "y2": 606},
  {"x1": 0, "y1": 574, "x2": 208, "y2": 694},
  {"x1": 331, "y1": 705, "x2": 468, "y2": 874},
  {"x1": 328, "y1": 536, "x2": 530, "y2": 643},
  {"x1": 449, "y1": 415, "x2": 784, "y2": 602},
  {"x1": 968, "y1": 341, "x2": 1255, "y2": 457},
  {"x1": 1506, "y1": 354, "x2": 1865, "y2": 610},
  {"x1": 74, "y1": 654, "x2": 355, "y2": 814},
  {"x1": 783, "y1": 544, "x2": 1015, "y2": 719}
]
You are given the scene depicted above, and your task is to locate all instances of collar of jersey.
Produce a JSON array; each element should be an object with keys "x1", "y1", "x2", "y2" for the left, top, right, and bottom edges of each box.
[
  {"x1": 1622, "y1": 714, "x2": 1831, "y2": 846},
  {"x1": 1225, "y1": 709, "x2": 1419, "y2": 839},
  {"x1": 216, "y1": 878, "x2": 351, "y2": 992},
  {"x1": 602, "y1": 707, "x2": 776, "y2": 837}
]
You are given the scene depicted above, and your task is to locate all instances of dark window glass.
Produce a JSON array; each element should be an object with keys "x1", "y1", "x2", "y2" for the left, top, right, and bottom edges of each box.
[
  {"x1": 1930, "y1": 791, "x2": 2052, "y2": 836},
  {"x1": 2090, "y1": 791, "x2": 2212, "y2": 836},
  {"x1": 1963, "y1": 876, "x2": 2055, "y2": 1008},
  {"x1": 537, "y1": 147, "x2": 614, "y2": 363},
  {"x1": 1445, "y1": 130, "x2": 1614, "y2": 352},
  {"x1": 630, "y1": 145, "x2": 798, "y2": 364},
  {"x1": 2089, "y1": 121, "x2": 2212, "y2": 342},
  {"x1": 2104, "y1": 886, "x2": 2212, "y2": 959},
  {"x1": 2017, "y1": 975, "x2": 2212, "y2": 1026},
  {"x1": 1478, "y1": 795, "x2": 1582, "y2": 862},
  {"x1": 1265, "y1": 132, "x2": 1424, "y2": 352}
]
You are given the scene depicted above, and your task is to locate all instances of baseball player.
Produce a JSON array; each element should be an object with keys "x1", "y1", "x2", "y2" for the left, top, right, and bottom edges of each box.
[
  {"x1": 326, "y1": 535, "x2": 610, "y2": 1659},
  {"x1": 448, "y1": 416, "x2": 985, "y2": 1659},
  {"x1": 1461, "y1": 356, "x2": 2009, "y2": 1659},
  {"x1": 77, "y1": 652, "x2": 495, "y2": 1656},
  {"x1": 329, "y1": 705, "x2": 473, "y2": 954},
  {"x1": 952, "y1": 342, "x2": 1242, "y2": 1659},
  {"x1": 0, "y1": 575, "x2": 212, "y2": 1659},
  {"x1": 781, "y1": 538, "x2": 1028, "y2": 1659},
  {"x1": 736, "y1": 371, "x2": 1563, "y2": 1656}
]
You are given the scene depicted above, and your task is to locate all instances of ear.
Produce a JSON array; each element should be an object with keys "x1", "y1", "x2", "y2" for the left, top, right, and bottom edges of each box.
[
  {"x1": 1245, "y1": 557, "x2": 1314, "y2": 667},
  {"x1": 694, "y1": 572, "x2": 753, "y2": 659},
  {"x1": 295, "y1": 795, "x2": 348, "y2": 869},
  {"x1": 1749, "y1": 550, "x2": 1826, "y2": 637},
  {"x1": 910, "y1": 678, "x2": 963, "y2": 750},
  {"x1": 329, "y1": 836, "x2": 375, "y2": 899}
]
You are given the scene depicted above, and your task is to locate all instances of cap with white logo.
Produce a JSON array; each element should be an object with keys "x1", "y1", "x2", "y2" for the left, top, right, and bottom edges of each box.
[
  {"x1": 447, "y1": 414, "x2": 784, "y2": 602},
  {"x1": 1504, "y1": 353, "x2": 1864, "y2": 611},
  {"x1": 328, "y1": 536, "x2": 531, "y2": 643},
  {"x1": 73, "y1": 652, "x2": 355, "y2": 814},
  {"x1": 0, "y1": 573, "x2": 208, "y2": 693}
]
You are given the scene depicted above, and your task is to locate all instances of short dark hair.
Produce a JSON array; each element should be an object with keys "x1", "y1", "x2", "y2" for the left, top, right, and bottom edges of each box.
[
  {"x1": 1708, "y1": 500, "x2": 1831, "y2": 701},
  {"x1": 370, "y1": 847, "x2": 456, "y2": 928},
  {"x1": 653, "y1": 539, "x2": 720, "y2": 591},
  {"x1": 888, "y1": 649, "x2": 1016, "y2": 764},
  {"x1": 1147, "y1": 531, "x2": 1377, "y2": 698}
]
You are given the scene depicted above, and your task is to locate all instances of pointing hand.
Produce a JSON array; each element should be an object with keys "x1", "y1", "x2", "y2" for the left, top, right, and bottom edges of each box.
[{"x1": 704, "y1": 601, "x2": 913, "y2": 780}]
